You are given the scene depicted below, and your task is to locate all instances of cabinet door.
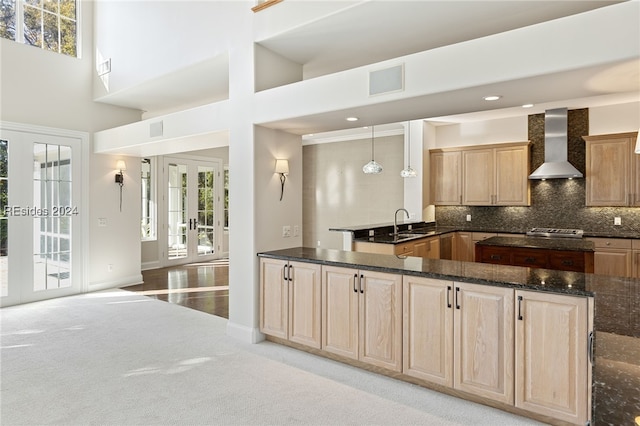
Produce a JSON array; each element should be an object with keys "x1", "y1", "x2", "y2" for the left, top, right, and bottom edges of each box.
[
  {"x1": 259, "y1": 258, "x2": 288, "y2": 339},
  {"x1": 634, "y1": 250, "x2": 640, "y2": 279},
  {"x1": 430, "y1": 151, "x2": 462, "y2": 205},
  {"x1": 594, "y1": 249, "x2": 632, "y2": 278},
  {"x1": 495, "y1": 145, "x2": 530, "y2": 206},
  {"x1": 462, "y1": 148, "x2": 494, "y2": 205},
  {"x1": 515, "y1": 291, "x2": 590, "y2": 425},
  {"x1": 634, "y1": 137, "x2": 640, "y2": 206},
  {"x1": 414, "y1": 237, "x2": 440, "y2": 259},
  {"x1": 322, "y1": 265, "x2": 359, "y2": 360},
  {"x1": 403, "y1": 276, "x2": 453, "y2": 386},
  {"x1": 454, "y1": 283, "x2": 514, "y2": 404},
  {"x1": 359, "y1": 270, "x2": 403, "y2": 371},
  {"x1": 585, "y1": 137, "x2": 630, "y2": 206},
  {"x1": 288, "y1": 261, "x2": 322, "y2": 349},
  {"x1": 453, "y1": 232, "x2": 473, "y2": 262}
]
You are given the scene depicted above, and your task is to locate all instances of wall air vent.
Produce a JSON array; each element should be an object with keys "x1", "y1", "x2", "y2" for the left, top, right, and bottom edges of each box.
[
  {"x1": 369, "y1": 64, "x2": 404, "y2": 96},
  {"x1": 150, "y1": 121, "x2": 163, "y2": 138}
]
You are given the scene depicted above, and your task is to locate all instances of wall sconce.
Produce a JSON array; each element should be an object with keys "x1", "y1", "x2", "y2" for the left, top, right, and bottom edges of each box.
[
  {"x1": 115, "y1": 160, "x2": 126, "y2": 212},
  {"x1": 275, "y1": 159, "x2": 289, "y2": 201}
]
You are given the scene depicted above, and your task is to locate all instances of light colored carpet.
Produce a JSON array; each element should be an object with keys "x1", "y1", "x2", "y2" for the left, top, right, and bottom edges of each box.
[{"x1": 1, "y1": 290, "x2": 544, "y2": 425}]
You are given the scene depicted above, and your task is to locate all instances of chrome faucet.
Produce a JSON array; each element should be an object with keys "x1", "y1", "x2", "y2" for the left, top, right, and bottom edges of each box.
[{"x1": 394, "y1": 208, "x2": 410, "y2": 237}]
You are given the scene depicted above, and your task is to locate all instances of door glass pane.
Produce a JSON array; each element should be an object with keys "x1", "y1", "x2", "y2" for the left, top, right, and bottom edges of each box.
[
  {"x1": 197, "y1": 166, "x2": 214, "y2": 256},
  {"x1": 33, "y1": 143, "x2": 71, "y2": 291},
  {"x1": 167, "y1": 163, "x2": 188, "y2": 260},
  {"x1": 0, "y1": 140, "x2": 7, "y2": 296}
]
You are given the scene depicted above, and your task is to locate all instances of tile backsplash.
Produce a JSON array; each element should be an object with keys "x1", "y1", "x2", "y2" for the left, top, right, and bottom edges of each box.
[{"x1": 436, "y1": 108, "x2": 640, "y2": 235}]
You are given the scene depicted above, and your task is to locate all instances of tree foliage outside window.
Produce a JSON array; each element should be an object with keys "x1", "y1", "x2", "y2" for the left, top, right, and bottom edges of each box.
[
  {"x1": 1, "y1": 0, "x2": 77, "y2": 57},
  {"x1": 0, "y1": 140, "x2": 8, "y2": 257},
  {"x1": 224, "y1": 167, "x2": 229, "y2": 230}
]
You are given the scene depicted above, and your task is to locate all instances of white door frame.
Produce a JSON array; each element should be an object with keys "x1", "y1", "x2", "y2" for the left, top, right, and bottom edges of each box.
[
  {"x1": 0, "y1": 122, "x2": 89, "y2": 307},
  {"x1": 160, "y1": 155, "x2": 223, "y2": 267}
]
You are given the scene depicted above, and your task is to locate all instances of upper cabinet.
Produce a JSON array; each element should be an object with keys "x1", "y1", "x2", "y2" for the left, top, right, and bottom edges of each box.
[
  {"x1": 430, "y1": 150, "x2": 462, "y2": 205},
  {"x1": 430, "y1": 142, "x2": 530, "y2": 206},
  {"x1": 583, "y1": 132, "x2": 639, "y2": 207}
]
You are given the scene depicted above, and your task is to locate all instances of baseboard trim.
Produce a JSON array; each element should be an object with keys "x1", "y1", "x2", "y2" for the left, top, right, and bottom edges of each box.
[
  {"x1": 89, "y1": 273, "x2": 143, "y2": 291},
  {"x1": 141, "y1": 261, "x2": 161, "y2": 271},
  {"x1": 226, "y1": 321, "x2": 265, "y2": 344}
]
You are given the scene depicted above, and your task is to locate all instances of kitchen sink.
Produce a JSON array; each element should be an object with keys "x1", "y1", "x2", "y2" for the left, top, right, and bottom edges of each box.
[{"x1": 390, "y1": 231, "x2": 435, "y2": 239}]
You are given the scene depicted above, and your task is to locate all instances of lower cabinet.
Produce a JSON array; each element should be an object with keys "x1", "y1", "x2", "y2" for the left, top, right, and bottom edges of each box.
[
  {"x1": 259, "y1": 258, "x2": 322, "y2": 348},
  {"x1": 587, "y1": 237, "x2": 633, "y2": 278},
  {"x1": 259, "y1": 257, "x2": 594, "y2": 425},
  {"x1": 515, "y1": 290, "x2": 592, "y2": 425},
  {"x1": 322, "y1": 265, "x2": 402, "y2": 372},
  {"x1": 403, "y1": 276, "x2": 514, "y2": 404}
]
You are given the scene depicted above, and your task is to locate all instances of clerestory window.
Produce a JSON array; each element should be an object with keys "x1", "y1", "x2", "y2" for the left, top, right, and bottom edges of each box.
[{"x1": 0, "y1": 0, "x2": 78, "y2": 57}]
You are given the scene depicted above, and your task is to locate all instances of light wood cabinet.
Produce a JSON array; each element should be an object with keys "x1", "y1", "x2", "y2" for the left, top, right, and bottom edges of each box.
[
  {"x1": 430, "y1": 150, "x2": 462, "y2": 205},
  {"x1": 353, "y1": 236, "x2": 440, "y2": 259},
  {"x1": 322, "y1": 265, "x2": 402, "y2": 371},
  {"x1": 515, "y1": 290, "x2": 593, "y2": 425},
  {"x1": 403, "y1": 276, "x2": 514, "y2": 404},
  {"x1": 453, "y1": 232, "x2": 473, "y2": 262},
  {"x1": 586, "y1": 237, "x2": 633, "y2": 278},
  {"x1": 583, "y1": 132, "x2": 639, "y2": 206},
  {"x1": 463, "y1": 143, "x2": 531, "y2": 206},
  {"x1": 259, "y1": 258, "x2": 322, "y2": 348}
]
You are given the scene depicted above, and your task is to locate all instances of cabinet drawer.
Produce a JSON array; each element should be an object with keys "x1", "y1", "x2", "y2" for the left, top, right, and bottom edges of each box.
[
  {"x1": 587, "y1": 237, "x2": 632, "y2": 249},
  {"x1": 395, "y1": 242, "x2": 414, "y2": 255},
  {"x1": 549, "y1": 252, "x2": 585, "y2": 272},
  {"x1": 512, "y1": 249, "x2": 547, "y2": 268},
  {"x1": 632, "y1": 239, "x2": 640, "y2": 250},
  {"x1": 478, "y1": 246, "x2": 512, "y2": 265}
]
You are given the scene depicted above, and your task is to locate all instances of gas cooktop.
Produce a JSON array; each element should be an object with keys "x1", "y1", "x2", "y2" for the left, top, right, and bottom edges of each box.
[{"x1": 526, "y1": 227, "x2": 584, "y2": 238}]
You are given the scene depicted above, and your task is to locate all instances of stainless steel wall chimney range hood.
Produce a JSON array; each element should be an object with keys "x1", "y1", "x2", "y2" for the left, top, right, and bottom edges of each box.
[{"x1": 528, "y1": 107, "x2": 583, "y2": 180}]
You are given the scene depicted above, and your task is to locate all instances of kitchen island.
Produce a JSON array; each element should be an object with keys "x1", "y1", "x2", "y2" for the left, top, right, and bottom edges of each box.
[
  {"x1": 258, "y1": 247, "x2": 640, "y2": 426},
  {"x1": 475, "y1": 235, "x2": 595, "y2": 273}
]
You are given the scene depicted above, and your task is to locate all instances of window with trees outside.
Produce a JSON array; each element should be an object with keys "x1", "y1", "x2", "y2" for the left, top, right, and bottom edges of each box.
[
  {"x1": 0, "y1": 0, "x2": 78, "y2": 57},
  {"x1": 224, "y1": 167, "x2": 229, "y2": 230},
  {"x1": 141, "y1": 158, "x2": 155, "y2": 240}
]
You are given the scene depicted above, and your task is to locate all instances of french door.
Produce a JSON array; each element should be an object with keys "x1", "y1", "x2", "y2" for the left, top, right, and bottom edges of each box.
[
  {"x1": 0, "y1": 127, "x2": 84, "y2": 307},
  {"x1": 163, "y1": 157, "x2": 222, "y2": 266}
]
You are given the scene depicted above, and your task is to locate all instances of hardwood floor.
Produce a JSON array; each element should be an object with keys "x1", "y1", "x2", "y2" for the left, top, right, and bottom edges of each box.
[{"x1": 122, "y1": 259, "x2": 229, "y2": 318}]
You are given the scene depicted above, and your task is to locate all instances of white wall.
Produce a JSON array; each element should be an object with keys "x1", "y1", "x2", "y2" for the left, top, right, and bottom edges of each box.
[
  {"x1": 93, "y1": 1, "x2": 243, "y2": 98},
  {"x1": 432, "y1": 116, "x2": 528, "y2": 148},
  {"x1": 589, "y1": 101, "x2": 640, "y2": 135}
]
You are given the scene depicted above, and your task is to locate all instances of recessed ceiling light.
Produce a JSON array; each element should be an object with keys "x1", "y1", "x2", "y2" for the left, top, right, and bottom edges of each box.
[
  {"x1": 346, "y1": 117, "x2": 359, "y2": 122},
  {"x1": 522, "y1": 104, "x2": 534, "y2": 108},
  {"x1": 483, "y1": 95, "x2": 502, "y2": 101}
]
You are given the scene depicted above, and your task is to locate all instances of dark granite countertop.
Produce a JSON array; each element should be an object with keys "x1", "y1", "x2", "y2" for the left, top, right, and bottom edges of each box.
[
  {"x1": 476, "y1": 236, "x2": 595, "y2": 252},
  {"x1": 258, "y1": 247, "x2": 640, "y2": 425},
  {"x1": 332, "y1": 222, "x2": 640, "y2": 241}
]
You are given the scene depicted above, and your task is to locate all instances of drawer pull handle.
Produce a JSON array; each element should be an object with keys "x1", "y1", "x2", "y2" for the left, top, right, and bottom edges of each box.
[
  {"x1": 447, "y1": 285, "x2": 452, "y2": 308},
  {"x1": 353, "y1": 274, "x2": 358, "y2": 293},
  {"x1": 490, "y1": 254, "x2": 501, "y2": 260},
  {"x1": 525, "y1": 257, "x2": 536, "y2": 263},
  {"x1": 517, "y1": 296, "x2": 523, "y2": 321},
  {"x1": 588, "y1": 331, "x2": 594, "y2": 365},
  {"x1": 360, "y1": 274, "x2": 364, "y2": 294},
  {"x1": 562, "y1": 260, "x2": 574, "y2": 266},
  {"x1": 455, "y1": 287, "x2": 460, "y2": 310}
]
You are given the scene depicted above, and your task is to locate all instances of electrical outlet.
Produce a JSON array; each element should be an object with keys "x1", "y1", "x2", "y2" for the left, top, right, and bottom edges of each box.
[
  {"x1": 317, "y1": 240, "x2": 321, "y2": 247},
  {"x1": 282, "y1": 226, "x2": 291, "y2": 237},
  {"x1": 98, "y1": 218, "x2": 107, "y2": 227},
  {"x1": 466, "y1": 214, "x2": 472, "y2": 222},
  {"x1": 614, "y1": 217, "x2": 622, "y2": 226},
  {"x1": 107, "y1": 264, "x2": 113, "y2": 272},
  {"x1": 369, "y1": 230, "x2": 375, "y2": 237},
  {"x1": 293, "y1": 225, "x2": 300, "y2": 237}
]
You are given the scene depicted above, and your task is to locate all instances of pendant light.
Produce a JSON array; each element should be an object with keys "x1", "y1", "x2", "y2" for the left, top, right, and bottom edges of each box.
[
  {"x1": 401, "y1": 121, "x2": 417, "y2": 178},
  {"x1": 362, "y1": 125, "x2": 383, "y2": 174}
]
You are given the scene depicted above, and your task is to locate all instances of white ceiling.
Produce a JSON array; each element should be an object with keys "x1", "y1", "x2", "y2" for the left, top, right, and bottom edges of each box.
[{"x1": 100, "y1": 0, "x2": 639, "y2": 136}]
